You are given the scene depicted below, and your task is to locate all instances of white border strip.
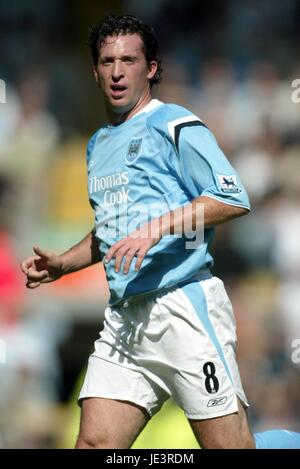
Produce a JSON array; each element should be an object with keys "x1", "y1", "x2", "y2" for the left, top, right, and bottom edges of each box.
[{"x1": 167, "y1": 115, "x2": 203, "y2": 143}]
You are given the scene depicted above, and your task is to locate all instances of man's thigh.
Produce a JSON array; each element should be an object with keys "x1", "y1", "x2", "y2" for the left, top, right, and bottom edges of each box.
[
  {"x1": 189, "y1": 397, "x2": 255, "y2": 449},
  {"x1": 76, "y1": 397, "x2": 150, "y2": 449}
]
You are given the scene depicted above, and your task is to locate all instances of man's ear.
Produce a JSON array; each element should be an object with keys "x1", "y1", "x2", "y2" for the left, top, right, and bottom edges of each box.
[
  {"x1": 147, "y1": 61, "x2": 158, "y2": 81},
  {"x1": 92, "y1": 66, "x2": 99, "y2": 84}
]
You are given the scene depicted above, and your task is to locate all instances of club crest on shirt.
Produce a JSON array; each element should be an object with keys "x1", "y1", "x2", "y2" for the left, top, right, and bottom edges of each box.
[
  {"x1": 216, "y1": 174, "x2": 242, "y2": 193},
  {"x1": 126, "y1": 137, "x2": 143, "y2": 164}
]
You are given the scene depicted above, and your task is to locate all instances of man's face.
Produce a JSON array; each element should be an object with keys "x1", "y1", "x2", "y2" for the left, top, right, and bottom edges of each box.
[{"x1": 93, "y1": 33, "x2": 157, "y2": 115}]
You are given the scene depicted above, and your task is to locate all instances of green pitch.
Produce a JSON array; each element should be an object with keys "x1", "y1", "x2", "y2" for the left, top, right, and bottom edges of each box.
[{"x1": 132, "y1": 399, "x2": 199, "y2": 449}]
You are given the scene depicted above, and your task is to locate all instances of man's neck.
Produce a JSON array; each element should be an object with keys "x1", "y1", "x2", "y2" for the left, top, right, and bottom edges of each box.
[{"x1": 107, "y1": 92, "x2": 153, "y2": 126}]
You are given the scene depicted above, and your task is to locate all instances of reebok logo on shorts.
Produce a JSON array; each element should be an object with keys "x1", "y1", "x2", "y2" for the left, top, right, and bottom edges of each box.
[{"x1": 207, "y1": 396, "x2": 227, "y2": 407}]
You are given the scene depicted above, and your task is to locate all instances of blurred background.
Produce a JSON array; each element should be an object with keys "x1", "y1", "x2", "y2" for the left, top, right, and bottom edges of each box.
[{"x1": 1, "y1": 0, "x2": 300, "y2": 448}]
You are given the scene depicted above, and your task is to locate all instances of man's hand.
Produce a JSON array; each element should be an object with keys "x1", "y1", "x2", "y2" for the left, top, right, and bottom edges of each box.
[
  {"x1": 104, "y1": 219, "x2": 161, "y2": 274},
  {"x1": 21, "y1": 246, "x2": 64, "y2": 289}
]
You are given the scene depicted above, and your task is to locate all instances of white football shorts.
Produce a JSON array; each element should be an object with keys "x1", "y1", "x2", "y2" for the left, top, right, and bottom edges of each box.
[{"x1": 78, "y1": 276, "x2": 249, "y2": 419}]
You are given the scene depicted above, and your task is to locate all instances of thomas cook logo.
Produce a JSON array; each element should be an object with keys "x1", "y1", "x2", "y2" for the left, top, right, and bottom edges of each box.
[
  {"x1": 207, "y1": 396, "x2": 227, "y2": 407},
  {"x1": 216, "y1": 174, "x2": 242, "y2": 194},
  {"x1": 126, "y1": 137, "x2": 143, "y2": 164}
]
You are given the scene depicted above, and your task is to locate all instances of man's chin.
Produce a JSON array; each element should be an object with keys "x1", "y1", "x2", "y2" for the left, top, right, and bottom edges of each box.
[
  {"x1": 104, "y1": 95, "x2": 144, "y2": 121},
  {"x1": 107, "y1": 99, "x2": 131, "y2": 114}
]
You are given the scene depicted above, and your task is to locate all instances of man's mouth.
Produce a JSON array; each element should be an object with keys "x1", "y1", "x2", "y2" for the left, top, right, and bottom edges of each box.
[{"x1": 110, "y1": 84, "x2": 127, "y2": 98}]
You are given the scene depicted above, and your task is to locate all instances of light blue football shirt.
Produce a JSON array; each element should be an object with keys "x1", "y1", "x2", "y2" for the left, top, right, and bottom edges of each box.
[{"x1": 87, "y1": 100, "x2": 250, "y2": 305}]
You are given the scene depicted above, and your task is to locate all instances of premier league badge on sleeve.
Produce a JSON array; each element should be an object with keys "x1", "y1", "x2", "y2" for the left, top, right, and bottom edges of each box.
[
  {"x1": 216, "y1": 174, "x2": 242, "y2": 193},
  {"x1": 126, "y1": 137, "x2": 143, "y2": 164}
]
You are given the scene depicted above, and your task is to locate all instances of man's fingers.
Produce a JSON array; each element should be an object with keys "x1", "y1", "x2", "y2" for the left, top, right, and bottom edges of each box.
[
  {"x1": 106, "y1": 239, "x2": 149, "y2": 273},
  {"x1": 21, "y1": 256, "x2": 40, "y2": 274},
  {"x1": 104, "y1": 240, "x2": 126, "y2": 264},
  {"x1": 26, "y1": 281, "x2": 41, "y2": 289},
  {"x1": 114, "y1": 247, "x2": 131, "y2": 273},
  {"x1": 105, "y1": 237, "x2": 153, "y2": 273},
  {"x1": 104, "y1": 247, "x2": 116, "y2": 263},
  {"x1": 134, "y1": 249, "x2": 147, "y2": 271},
  {"x1": 27, "y1": 269, "x2": 48, "y2": 281},
  {"x1": 33, "y1": 245, "x2": 52, "y2": 259},
  {"x1": 21, "y1": 260, "x2": 30, "y2": 274},
  {"x1": 104, "y1": 241, "x2": 129, "y2": 272},
  {"x1": 123, "y1": 249, "x2": 137, "y2": 274}
]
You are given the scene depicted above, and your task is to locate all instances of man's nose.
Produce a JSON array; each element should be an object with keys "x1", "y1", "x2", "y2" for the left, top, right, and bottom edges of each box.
[{"x1": 112, "y1": 61, "x2": 124, "y2": 81}]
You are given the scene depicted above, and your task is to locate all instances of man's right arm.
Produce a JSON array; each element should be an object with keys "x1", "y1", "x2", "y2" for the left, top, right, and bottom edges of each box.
[
  {"x1": 21, "y1": 228, "x2": 102, "y2": 289},
  {"x1": 60, "y1": 228, "x2": 101, "y2": 274}
]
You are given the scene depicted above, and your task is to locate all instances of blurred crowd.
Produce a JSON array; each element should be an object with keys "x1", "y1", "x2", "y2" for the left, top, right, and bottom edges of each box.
[{"x1": 1, "y1": 0, "x2": 300, "y2": 448}]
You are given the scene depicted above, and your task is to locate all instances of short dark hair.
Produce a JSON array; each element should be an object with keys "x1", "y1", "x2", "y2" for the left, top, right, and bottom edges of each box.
[{"x1": 88, "y1": 14, "x2": 162, "y2": 87}]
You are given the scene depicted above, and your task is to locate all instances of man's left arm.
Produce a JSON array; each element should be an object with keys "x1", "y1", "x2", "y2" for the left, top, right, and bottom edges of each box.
[
  {"x1": 104, "y1": 195, "x2": 249, "y2": 274},
  {"x1": 105, "y1": 122, "x2": 250, "y2": 273},
  {"x1": 163, "y1": 195, "x2": 249, "y2": 233}
]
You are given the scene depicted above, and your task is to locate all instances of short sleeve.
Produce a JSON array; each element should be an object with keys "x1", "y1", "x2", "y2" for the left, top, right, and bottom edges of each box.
[{"x1": 176, "y1": 124, "x2": 250, "y2": 209}]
